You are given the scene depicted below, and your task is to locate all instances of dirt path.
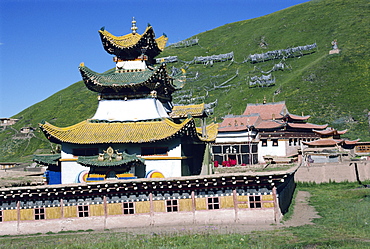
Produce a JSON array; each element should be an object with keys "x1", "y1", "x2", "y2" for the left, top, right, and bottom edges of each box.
[
  {"x1": 281, "y1": 191, "x2": 321, "y2": 227},
  {"x1": 111, "y1": 191, "x2": 320, "y2": 235}
]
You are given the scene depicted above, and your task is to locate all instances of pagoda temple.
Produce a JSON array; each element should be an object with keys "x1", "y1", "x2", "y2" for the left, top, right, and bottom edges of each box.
[
  {"x1": 35, "y1": 19, "x2": 217, "y2": 184},
  {"x1": 213, "y1": 101, "x2": 328, "y2": 165}
]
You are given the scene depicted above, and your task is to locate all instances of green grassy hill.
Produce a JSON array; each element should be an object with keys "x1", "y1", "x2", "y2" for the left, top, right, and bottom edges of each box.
[{"x1": 1, "y1": 0, "x2": 369, "y2": 162}]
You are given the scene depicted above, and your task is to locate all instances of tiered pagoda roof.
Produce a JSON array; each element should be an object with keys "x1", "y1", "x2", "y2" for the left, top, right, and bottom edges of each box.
[
  {"x1": 39, "y1": 118, "x2": 218, "y2": 145},
  {"x1": 99, "y1": 25, "x2": 168, "y2": 60},
  {"x1": 79, "y1": 63, "x2": 181, "y2": 100}
]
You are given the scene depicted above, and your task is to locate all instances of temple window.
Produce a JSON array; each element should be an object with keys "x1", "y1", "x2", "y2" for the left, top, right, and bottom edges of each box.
[
  {"x1": 166, "y1": 199, "x2": 179, "y2": 212},
  {"x1": 207, "y1": 197, "x2": 220, "y2": 210},
  {"x1": 212, "y1": 146, "x2": 222, "y2": 154},
  {"x1": 123, "y1": 202, "x2": 135, "y2": 214},
  {"x1": 272, "y1": 139, "x2": 278, "y2": 146},
  {"x1": 106, "y1": 170, "x2": 117, "y2": 179},
  {"x1": 0, "y1": 210, "x2": 2, "y2": 222},
  {"x1": 73, "y1": 148, "x2": 98, "y2": 157},
  {"x1": 77, "y1": 205, "x2": 89, "y2": 217},
  {"x1": 261, "y1": 139, "x2": 267, "y2": 147},
  {"x1": 249, "y1": 195, "x2": 262, "y2": 208},
  {"x1": 289, "y1": 139, "x2": 292, "y2": 146},
  {"x1": 35, "y1": 208, "x2": 45, "y2": 220},
  {"x1": 141, "y1": 147, "x2": 168, "y2": 156}
]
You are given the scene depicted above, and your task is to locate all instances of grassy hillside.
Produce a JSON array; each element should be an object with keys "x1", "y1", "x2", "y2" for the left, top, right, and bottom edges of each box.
[{"x1": 1, "y1": 0, "x2": 369, "y2": 162}]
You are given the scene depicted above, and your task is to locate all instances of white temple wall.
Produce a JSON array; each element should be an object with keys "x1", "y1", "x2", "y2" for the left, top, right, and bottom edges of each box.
[
  {"x1": 258, "y1": 139, "x2": 287, "y2": 163},
  {"x1": 215, "y1": 131, "x2": 256, "y2": 143},
  {"x1": 61, "y1": 161, "x2": 89, "y2": 184},
  {"x1": 145, "y1": 160, "x2": 182, "y2": 178}
]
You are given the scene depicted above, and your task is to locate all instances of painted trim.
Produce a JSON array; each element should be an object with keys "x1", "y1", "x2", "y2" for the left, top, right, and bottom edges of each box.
[
  {"x1": 142, "y1": 156, "x2": 191, "y2": 160},
  {"x1": 59, "y1": 158, "x2": 78, "y2": 162}
]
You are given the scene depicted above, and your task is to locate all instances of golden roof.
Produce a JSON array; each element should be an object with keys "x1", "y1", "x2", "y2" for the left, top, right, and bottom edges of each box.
[
  {"x1": 170, "y1": 104, "x2": 206, "y2": 118},
  {"x1": 40, "y1": 118, "x2": 217, "y2": 144},
  {"x1": 99, "y1": 26, "x2": 168, "y2": 51}
]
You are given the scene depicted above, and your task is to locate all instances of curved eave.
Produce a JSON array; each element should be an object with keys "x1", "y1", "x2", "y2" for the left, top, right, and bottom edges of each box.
[
  {"x1": 77, "y1": 155, "x2": 144, "y2": 167},
  {"x1": 302, "y1": 139, "x2": 343, "y2": 146},
  {"x1": 39, "y1": 118, "x2": 208, "y2": 144},
  {"x1": 285, "y1": 114, "x2": 311, "y2": 121},
  {"x1": 196, "y1": 123, "x2": 219, "y2": 142},
  {"x1": 313, "y1": 129, "x2": 347, "y2": 135},
  {"x1": 170, "y1": 104, "x2": 206, "y2": 119},
  {"x1": 287, "y1": 123, "x2": 328, "y2": 130},
  {"x1": 79, "y1": 64, "x2": 178, "y2": 94},
  {"x1": 33, "y1": 154, "x2": 61, "y2": 166},
  {"x1": 99, "y1": 26, "x2": 168, "y2": 58}
]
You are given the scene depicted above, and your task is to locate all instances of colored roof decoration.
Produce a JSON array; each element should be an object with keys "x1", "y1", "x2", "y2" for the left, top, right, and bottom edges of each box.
[
  {"x1": 33, "y1": 154, "x2": 61, "y2": 166},
  {"x1": 79, "y1": 64, "x2": 180, "y2": 97},
  {"x1": 77, "y1": 146, "x2": 144, "y2": 167},
  {"x1": 99, "y1": 26, "x2": 168, "y2": 60},
  {"x1": 243, "y1": 101, "x2": 288, "y2": 120},
  {"x1": 218, "y1": 115, "x2": 261, "y2": 132},
  {"x1": 40, "y1": 118, "x2": 217, "y2": 144},
  {"x1": 170, "y1": 104, "x2": 207, "y2": 118},
  {"x1": 255, "y1": 120, "x2": 284, "y2": 129}
]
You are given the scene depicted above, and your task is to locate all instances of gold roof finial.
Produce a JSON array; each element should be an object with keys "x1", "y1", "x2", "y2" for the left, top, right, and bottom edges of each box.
[{"x1": 131, "y1": 17, "x2": 138, "y2": 34}]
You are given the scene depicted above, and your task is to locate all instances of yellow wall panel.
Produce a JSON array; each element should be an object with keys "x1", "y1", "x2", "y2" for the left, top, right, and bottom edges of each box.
[
  {"x1": 107, "y1": 203, "x2": 122, "y2": 216},
  {"x1": 153, "y1": 200, "x2": 165, "y2": 213},
  {"x1": 237, "y1": 195, "x2": 248, "y2": 202},
  {"x1": 20, "y1": 209, "x2": 34, "y2": 221},
  {"x1": 262, "y1": 195, "x2": 274, "y2": 201},
  {"x1": 46, "y1": 207, "x2": 61, "y2": 219},
  {"x1": 179, "y1": 199, "x2": 193, "y2": 212},
  {"x1": 3, "y1": 209, "x2": 17, "y2": 221},
  {"x1": 195, "y1": 198, "x2": 207, "y2": 210},
  {"x1": 135, "y1": 201, "x2": 150, "y2": 214},
  {"x1": 90, "y1": 204, "x2": 105, "y2": 217},
  {"x1": 263, "y1": 202, "x2": 274, "y2": 208},
  {"x1": 238, "y1": 204, "x2": 249, "y2": 209},
  {"x1": 220, "y1": 196, "x2": 234, "y2": 209},
  {"x1": 63, "y1": 206, "x2": 77, "y2": 218}
]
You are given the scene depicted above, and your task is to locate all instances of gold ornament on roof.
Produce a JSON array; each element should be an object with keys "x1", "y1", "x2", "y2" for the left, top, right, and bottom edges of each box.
[{"x1": 131, "y1": 17, "x2": 138, "y2": 34}]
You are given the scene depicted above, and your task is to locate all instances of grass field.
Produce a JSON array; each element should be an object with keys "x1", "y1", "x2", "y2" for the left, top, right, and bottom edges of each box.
[{"x1": 1, "y1": 181, "x2": 369, "y2": 248}]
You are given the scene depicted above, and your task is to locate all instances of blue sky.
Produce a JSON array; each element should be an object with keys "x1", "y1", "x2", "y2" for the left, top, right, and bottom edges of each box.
[{"x1": 0, "y1": 0, "x2": 309, "y2": 118}]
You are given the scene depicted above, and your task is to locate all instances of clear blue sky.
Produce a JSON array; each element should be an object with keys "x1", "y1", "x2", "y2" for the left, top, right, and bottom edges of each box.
[{"x1": 0, "y1": 0, "x2": 309, "y2": 118}]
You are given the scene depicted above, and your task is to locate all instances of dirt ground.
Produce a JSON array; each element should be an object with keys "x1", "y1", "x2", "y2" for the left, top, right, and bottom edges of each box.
[{"x1": 0, "y1": 167, "x2": 44, "y2": 188}]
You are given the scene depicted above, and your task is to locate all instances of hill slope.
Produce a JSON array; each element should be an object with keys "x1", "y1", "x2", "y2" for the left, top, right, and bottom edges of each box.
[{"x1": 1, "y1": 0, "x2": 369, "y2": 162}]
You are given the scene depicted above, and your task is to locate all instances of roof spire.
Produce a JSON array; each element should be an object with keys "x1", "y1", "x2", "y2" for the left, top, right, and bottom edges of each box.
[{"x1": 131, "y1": 17, "x2": 138, "y2": 34}]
